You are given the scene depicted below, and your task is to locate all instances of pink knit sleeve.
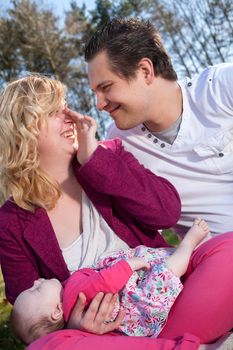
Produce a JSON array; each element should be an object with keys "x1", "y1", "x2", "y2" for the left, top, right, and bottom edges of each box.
[{"x1": 63, "y1": 260, "x2": 132, "y2": 322}]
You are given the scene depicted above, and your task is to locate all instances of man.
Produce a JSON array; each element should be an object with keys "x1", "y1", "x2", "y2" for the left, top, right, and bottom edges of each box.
[{"x1": 85, "y1": 17, "x2": 233, "y2": 237}]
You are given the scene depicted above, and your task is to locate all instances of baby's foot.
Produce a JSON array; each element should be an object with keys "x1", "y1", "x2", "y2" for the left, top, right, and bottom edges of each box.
[{"x1": 185, "y1": 218, "x2": 211, "y2": 249}]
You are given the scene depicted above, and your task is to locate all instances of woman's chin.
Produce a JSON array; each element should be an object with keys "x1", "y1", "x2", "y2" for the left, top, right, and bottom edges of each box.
[{"x1": 72, "y1": 141, "x2": 79, "y2": 151}]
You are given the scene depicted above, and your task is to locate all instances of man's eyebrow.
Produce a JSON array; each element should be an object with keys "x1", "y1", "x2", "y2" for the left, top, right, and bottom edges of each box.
[{"x1": 92, "y1": 81, "x2": 112, "y2": 92}]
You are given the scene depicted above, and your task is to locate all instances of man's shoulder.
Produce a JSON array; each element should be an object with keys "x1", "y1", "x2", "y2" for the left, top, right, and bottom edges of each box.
[
  {"x1": 180, "y1": 63, "x2": 233, "y2": 86},
  {"x1": 193, "y1": 62, "x2": 233, "y2": 86},
  {"x1": 210, "y1": 62, "x2": 233, "y2": 88},
  {"x1": 180, "y1": 62, "x2": 233, "y2": 113}
]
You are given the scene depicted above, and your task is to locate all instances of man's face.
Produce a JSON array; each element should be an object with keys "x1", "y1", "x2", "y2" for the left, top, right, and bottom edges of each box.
[{"x1": 88, "y1": 51, "x2": 151, "y2": 130}]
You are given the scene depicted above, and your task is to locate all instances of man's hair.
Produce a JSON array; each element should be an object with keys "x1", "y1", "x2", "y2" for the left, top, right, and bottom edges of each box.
[
  {"x1": 85, "y1": 17, "x2": 177, "y2": 81},
  {"x1": 11, "y1": 307, "x2": 65, "y2": 345}
]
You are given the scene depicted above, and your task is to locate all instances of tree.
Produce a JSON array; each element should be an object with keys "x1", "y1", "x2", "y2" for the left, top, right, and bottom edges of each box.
[
  {"x1": 147, "y1": 0, "x2": 233, "y2": 77},
  {"x1": 0, "y1": 0, "x2": 108, "y2": 137},
  {"x1": 0, "y1": 0, "x2": 233, "y2": 138}
]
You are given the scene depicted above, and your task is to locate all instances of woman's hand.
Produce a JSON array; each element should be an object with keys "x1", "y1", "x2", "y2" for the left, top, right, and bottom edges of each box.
[
  {"x1": 66, "y1": 292, "x2": 125, "y2": 334},
  {"x1": 64, "y1": 108, "x2": 98, "y2": 164}
]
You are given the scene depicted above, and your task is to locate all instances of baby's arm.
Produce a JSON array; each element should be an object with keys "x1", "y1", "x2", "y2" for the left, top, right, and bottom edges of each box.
[
  {"x1": 63, "y1": 257, "x2": 149, "y2": 322},
  {"x1": 63, "y1": 260, "x2": 135, "y2": 322},
  {"x1": 127, "y1": 257, "x2": 150, "y2": 271}
]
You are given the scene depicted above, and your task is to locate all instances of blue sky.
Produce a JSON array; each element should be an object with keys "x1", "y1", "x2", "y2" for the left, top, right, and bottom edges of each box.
[
  {"x1": 46, "y1": 0, "x2": 96, "y2": 15},
  {"x1": 0, "y1": 0, "x2": 96, "y2": 17}
]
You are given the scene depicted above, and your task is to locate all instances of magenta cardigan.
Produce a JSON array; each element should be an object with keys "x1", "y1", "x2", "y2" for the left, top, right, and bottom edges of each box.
[{"x1": 0, "y1": 139, "x2": 181, "y2": 304}]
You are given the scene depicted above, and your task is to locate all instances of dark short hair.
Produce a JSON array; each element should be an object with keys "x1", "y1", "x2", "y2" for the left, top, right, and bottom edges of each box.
[{"x1": 85, "y1": 17, "x2": 177, "y2": 81}]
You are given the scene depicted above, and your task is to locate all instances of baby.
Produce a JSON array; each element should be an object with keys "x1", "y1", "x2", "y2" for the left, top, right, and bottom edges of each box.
[{"x1": 11, "y1": 219, "x2": 210, "y2": 344}]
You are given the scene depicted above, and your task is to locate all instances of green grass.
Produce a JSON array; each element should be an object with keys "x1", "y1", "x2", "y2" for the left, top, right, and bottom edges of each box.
[
  {"x1": 162, "y1": 229, "x2": 180, "y2": 247},
  {"x1": 0, "y1": 269, "x2": 24, "y2": 350},
  {"x1": 0, "y1": 230, "x2": 179, "y2": 348}
]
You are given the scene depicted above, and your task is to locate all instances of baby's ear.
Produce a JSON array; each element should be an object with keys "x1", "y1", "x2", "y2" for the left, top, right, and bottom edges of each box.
[{"x1": 51, "y1": 302, "x2": 63, "y2": 321}]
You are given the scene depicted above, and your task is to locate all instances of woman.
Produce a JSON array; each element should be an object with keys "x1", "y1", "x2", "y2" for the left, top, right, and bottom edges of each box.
[{"x1": 0, "y1": 75, "x2": 232, "y2": 349}]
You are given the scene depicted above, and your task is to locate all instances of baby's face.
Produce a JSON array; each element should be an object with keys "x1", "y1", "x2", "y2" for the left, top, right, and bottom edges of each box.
[{"x1": 15, "y1": 278, "x2": 63, "y2": 318}]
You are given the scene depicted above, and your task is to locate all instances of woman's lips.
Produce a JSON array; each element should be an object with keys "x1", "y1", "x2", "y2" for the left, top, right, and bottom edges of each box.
[{"x1": 61, "y1": 128, "x2": 75, "y2": 138}]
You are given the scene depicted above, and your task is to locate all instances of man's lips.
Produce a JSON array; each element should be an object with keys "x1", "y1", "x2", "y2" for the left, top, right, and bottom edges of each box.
[{"x1": 107, "y1": 105, "x2": 120, "y2": 117}]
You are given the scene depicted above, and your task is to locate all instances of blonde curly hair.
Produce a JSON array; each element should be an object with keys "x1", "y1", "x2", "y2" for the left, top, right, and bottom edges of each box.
[{"x1": 0, "y1": 74, "x2": 66, "y2": 211}]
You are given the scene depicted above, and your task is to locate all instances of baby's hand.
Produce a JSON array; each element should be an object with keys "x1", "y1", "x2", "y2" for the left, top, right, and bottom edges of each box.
[
  {"x1": 64, "y1": 108, "x2": 98, "y2": 164},
  {"x1": 127, "y1": 257, "x2": 150, "y2": 272}
]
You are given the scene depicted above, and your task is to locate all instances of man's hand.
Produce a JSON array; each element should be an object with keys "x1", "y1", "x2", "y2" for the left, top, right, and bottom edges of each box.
[
  {"x1": 64, "y1": 108, "x2": 98, "y2": 164},
  {"x1": 66, "y1": 292, "x2": 125, "y2": 334}
]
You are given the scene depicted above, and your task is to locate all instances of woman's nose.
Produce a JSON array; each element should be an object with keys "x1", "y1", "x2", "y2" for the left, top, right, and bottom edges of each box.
[{"x1": 64, "y1": 115, "x2": 73, "y2": 124}]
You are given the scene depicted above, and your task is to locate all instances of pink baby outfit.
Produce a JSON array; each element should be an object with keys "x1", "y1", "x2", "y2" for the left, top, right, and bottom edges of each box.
[{"x1": 63, "y1": 245, "x2": 182, "y2": 337}]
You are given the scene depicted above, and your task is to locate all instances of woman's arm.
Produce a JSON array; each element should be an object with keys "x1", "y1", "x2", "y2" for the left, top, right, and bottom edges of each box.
[
  {"x1": 79, "y1": 141, "x2": 181, "y2": 229},
  {"x1": 0, "y1": 224, "x2": 39, "y2": 304},
  {"x1": 65, "y1": 108, "x2": 181, "y2": 230}
]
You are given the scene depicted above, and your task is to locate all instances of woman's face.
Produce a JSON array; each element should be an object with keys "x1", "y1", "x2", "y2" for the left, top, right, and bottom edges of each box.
[{"x1": 37, "y1": 105, "x2": 77, "y2": 163}]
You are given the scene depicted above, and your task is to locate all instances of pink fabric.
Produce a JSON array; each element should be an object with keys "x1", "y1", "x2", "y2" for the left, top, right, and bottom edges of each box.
[
  {"x1": 27, "y1": 329, "x2": 200, "y2": 350},
  {"x1": 0, "y1": 139, "x2": 177, "y2": 304},
  {"x1": 159, "y1": 232, "x2": 233, "y2": 343},
  {"x1": 63, "y1": 260, "x2": 133, "y2": 322},
  {"x1": 63, "y1": 246, "x2": 182, "y2": 337},
  {"x1": 1, "y1": 138, "x2": 233, "y2": 347}
]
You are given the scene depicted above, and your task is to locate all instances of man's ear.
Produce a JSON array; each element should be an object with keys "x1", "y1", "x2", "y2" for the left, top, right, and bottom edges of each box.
[
  {"x1": 51, "y1": 302, "x2": 63, "y2": 321},
  {"x1": 138, "y1": 58, "x2": 155, "y2": 84}
]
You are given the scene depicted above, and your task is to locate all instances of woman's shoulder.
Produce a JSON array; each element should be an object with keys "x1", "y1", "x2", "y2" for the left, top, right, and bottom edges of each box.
[
  {"x1": 0, "y1": 199, "x2": 34, "y2": 226},
  {"x1": 0, "y1": 199, "x2": 18, "y2": 217}
]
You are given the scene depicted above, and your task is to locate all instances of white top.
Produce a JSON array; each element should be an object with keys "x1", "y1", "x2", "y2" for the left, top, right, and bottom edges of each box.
[
  {"x1": 107, "y1": 63, "x2": 233, "y2": 237},
  {"x1": 61, "y1": 192, "x2": 129, "y2": 273}
]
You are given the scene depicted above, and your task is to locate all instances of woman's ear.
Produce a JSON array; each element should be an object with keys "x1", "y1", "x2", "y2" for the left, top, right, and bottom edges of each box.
[
  {"x1": 51, "y1": 302, "x2": 63, "y2": 321},
  {"x1": 138, "y1": 58, "x2": 155, "y2": 84}
]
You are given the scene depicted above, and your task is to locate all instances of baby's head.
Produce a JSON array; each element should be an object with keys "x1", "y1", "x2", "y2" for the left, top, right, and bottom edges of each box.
[{"x1": 11, "y1": 278, "x2": 64, "y2": 344}]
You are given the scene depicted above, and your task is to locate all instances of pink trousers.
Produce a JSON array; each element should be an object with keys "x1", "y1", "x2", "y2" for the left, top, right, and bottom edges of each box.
[
  {"x1": 159, "y1": 231, "x2": 233, "y2": 343},
  {"x1": 27, "y1": 330, "x2": 200, "y2": 350},
  {"x1": 28, "y1": 232, "x2": 233, "y2": 350}
]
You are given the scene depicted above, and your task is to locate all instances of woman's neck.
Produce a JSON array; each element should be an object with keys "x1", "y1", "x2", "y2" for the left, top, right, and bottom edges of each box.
[{"x1": 40, "y1": 155, "x2": 75, "y2": 185}]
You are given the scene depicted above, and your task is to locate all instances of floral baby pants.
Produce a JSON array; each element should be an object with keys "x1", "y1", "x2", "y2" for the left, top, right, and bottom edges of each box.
[{"x1": 95, "y1": 245, "x2": 183, "y2": 337}]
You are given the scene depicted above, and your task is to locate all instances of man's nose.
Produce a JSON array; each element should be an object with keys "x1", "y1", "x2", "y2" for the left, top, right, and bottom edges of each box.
[{"x1": 96, "y1": 93, "x2": 108, "y2": 111}]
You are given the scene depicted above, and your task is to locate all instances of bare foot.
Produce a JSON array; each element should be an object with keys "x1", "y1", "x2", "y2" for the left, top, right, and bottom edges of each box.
[
  {"x1": 166, "y1": 219, "x2": 211, "y2": 277},
  {"x1": 183, "y1": 218, "x2": 211, "y2": 250}
]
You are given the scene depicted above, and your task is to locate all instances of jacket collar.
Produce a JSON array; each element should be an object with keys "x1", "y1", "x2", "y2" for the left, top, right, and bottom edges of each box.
[{"x1": 19, "y1": 206, "x2": 69, "y2": 280}]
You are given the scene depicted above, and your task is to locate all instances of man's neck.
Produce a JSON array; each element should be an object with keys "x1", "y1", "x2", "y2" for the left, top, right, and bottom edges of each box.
[{"x1": 145, "y1": 79, "x2": 183, "y2": 132}]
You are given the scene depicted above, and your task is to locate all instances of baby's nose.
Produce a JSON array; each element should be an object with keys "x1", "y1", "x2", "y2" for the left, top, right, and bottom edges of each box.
[{"x1": 34, "y1": 278, "x2": 44, "y2": 286}]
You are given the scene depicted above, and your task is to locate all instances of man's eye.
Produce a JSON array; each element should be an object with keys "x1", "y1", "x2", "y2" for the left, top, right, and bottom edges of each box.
[{"x1": 102, "y1": 85, "x2": 111, "y2": 91}]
